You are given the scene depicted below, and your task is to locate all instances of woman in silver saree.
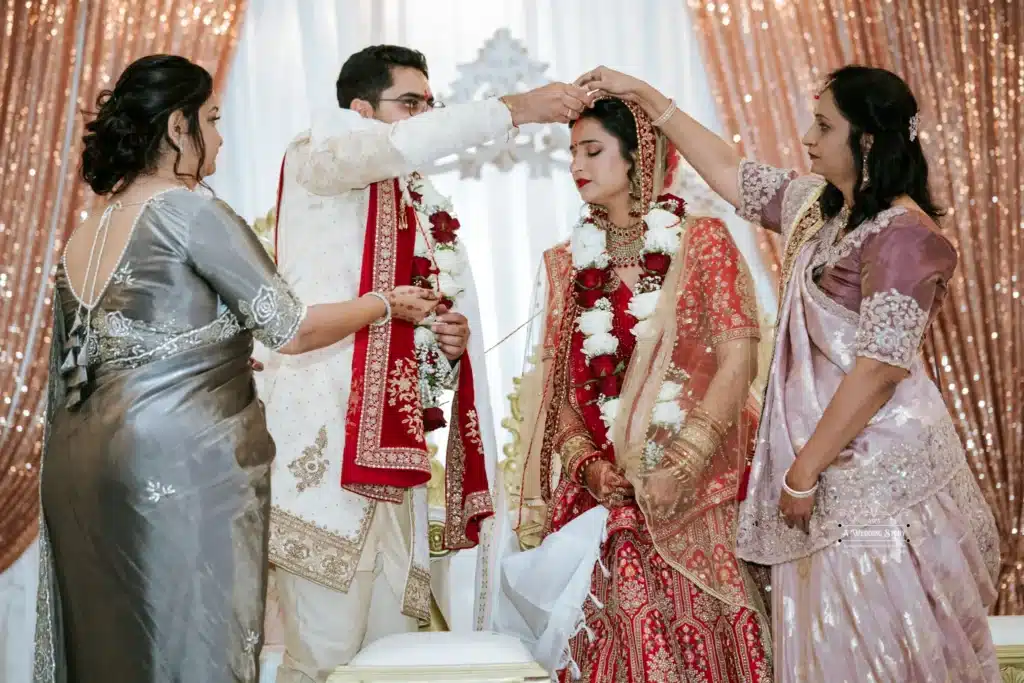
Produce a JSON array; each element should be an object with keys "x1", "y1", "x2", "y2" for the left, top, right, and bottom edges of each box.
[
  {"x1": 575, "y1": 65, "x2": 1001, "y2": 680},
  {"x1": 34, "y1": 55, "x2": 438, "y2": 683}
]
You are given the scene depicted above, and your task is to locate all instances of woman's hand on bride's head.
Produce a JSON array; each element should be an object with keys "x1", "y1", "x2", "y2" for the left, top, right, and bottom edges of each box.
[
  {"x1": 388, "y1": 286, "x2": 439, "y2": 324},
  {"x1": 574, "y1": 66, "x2": 648, "y2": 102}
]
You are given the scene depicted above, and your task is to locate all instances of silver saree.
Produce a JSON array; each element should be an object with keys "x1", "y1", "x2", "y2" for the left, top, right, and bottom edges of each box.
[{"x1": 33, "y1": 188, "x2": 306, "y2": 683}]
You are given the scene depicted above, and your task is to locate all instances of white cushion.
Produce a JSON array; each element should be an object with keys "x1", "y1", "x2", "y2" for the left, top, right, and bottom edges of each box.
[
  {"x1": 350, "y1": 631, "x2": 535, "y2": 667},
  {"x1": 328, "y1": 632, "x2": 549, "y2": 682}
]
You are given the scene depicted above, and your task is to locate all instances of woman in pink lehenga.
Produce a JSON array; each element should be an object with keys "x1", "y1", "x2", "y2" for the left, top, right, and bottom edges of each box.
[{"x1": 575, "y1": 65, "x2": 1001, "y2": 681}]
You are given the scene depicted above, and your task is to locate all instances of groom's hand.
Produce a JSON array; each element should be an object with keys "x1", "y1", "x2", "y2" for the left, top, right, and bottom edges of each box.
[
  {"x1": 500, "y1": 83, "x2": 595, "y2": 126},
  {"x1": 433, "y1": 309, "x2": 470, "y2": 361}
]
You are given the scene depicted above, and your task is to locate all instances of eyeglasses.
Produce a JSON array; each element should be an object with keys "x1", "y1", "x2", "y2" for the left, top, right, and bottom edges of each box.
[{"x1": 377, "y1": 96, "x2": 445, "y2": 115}]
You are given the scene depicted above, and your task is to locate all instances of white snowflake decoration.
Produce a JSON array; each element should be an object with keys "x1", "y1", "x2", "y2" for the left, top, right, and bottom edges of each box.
[{"x1": 425, "y1": 28, "x2": 571, "y2": 179}]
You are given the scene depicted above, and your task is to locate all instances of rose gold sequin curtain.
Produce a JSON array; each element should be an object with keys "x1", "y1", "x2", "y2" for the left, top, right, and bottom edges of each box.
[
  {"x1": 0, "y1": 0, "x2": 246, "y2": 574},
  {"x1": 688, "y1": 0, "x2": 1024, "y2": 614}
]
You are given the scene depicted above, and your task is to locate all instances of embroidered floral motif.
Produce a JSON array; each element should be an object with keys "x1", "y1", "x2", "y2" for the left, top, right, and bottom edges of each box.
[
  {"x1": 111, "y1": 262, "x2": 136, "y2": 287},
  {"x1": 91, "y1": 309, "x2": 243, "y2": 371},
  {"x1": 821, "y1": 207, "x2": 908, "y2": 269},
  {"x1": 738, "y1": 159, "x2": 793, "y2": 225},
  {"x1": 854, "y1": 288, "x2": 929, "y2": 369},
  {"x1": 288, "y1": 426, "x2": 329, "y2": 493},
  {"x1": 737, "y1": 419, "x2": 966, "y2": 563},
  {"x1": 388, "y1": 357, "x2": 425, "y2": 438},
  {"x1": 242, "y1": 629, "x2": 259, "y2": 654},
  {"x1": 561, "y1": 532, "x2": 772, "y2": 682},
  {"x1": 145, "y1": 480, "x2": 176, "y2": 503},
  {"x1": 237, "y1": 274, "x2": 306, "y2": 350},
  {"x1": 104, "y1": 310, "x2": 136, "y2": 338}
]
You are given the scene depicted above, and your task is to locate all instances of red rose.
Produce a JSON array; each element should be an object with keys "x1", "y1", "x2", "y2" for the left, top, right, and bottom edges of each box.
[
  {"x1": 412, "y1": 256, "x2": 435, "y2": 280},
  {"x1": 439, "y1": 296, "x2": 455, "y2": 310},
  {"x1": 577, "y1": 288, "x2": 603, "y2": 309},
  {"x1": 409, "y1": 189, "x2": 423, "y2": 205},
  {"x1": 430, "y1": 212, "x2": 460, "y2": 244},
  {"x1": 576, "y1": 267, "x2": 607, "y2": 291},
  {"x1": 599, "y1": 375, "x2": 620, "y2": 397},
  {"x1": 655, "y1": 192, "x2": 687, "y2": 218},
  {"x1": 423, "y1": 407, "x2": 447, "y2": 432},
  {"x1": 642, "y1": 252, "x2": 672, "y2": 275},
  {"x1": 590, "y1": 354, "x2": 617, "y2": 377}
]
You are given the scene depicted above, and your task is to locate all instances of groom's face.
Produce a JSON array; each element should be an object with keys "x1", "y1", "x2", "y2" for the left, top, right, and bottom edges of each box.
[{"x1": 373, "y1": 66, "x2": 433, "y2": 124}]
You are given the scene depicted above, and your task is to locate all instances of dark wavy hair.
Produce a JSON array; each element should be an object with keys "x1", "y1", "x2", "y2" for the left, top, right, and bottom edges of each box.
[
  {"x1": 570, "y1": 98, "x2": 639, "y2": 173},
  {"x1": 820, "y1": 65, "x2": 944, "y2": 230},
  {"x1": 336, "y1": 45, "x2": 429, "y2": 109},
  {"x1": 80, "y1": 54, "x2": 213, "y2": 195}
]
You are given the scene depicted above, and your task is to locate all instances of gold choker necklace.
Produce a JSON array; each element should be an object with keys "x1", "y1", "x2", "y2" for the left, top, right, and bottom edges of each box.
[{"x1": 598, "y1": 216, "x2": 646, "y2": 268}]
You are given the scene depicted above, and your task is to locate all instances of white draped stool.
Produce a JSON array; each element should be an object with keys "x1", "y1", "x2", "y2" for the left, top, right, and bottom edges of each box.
[{"x1": 326, "y1": 631, "x2": 549, "y2": 683}]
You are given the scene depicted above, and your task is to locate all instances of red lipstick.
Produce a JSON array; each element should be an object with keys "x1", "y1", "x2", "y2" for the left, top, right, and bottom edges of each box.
[{"x1": 575, "y1": 178, "x2": 591, "y2": 188}]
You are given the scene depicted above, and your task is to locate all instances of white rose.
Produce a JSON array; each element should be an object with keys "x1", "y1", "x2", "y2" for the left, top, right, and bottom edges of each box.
[
  {"x1": 651, "y1": 401, "x2": 686, "y2": 430},
  {"x1": 437, "y1": 272, "x2": 464, "y2": 297},
  {"x1": 599, "y1": 398, "x2": 621, "y2": 429},
  {"x1": 571, "y1": 223, "x2": 608, "y2": 268},
  {"x1": 644, "y1": 225, "x2": 682, "y2": 255},
  {"x1": 578, "y1": 308, "x2": 614, "y2": 336},
  {"x1": 657, "y1": 381, "x2": 683, "y2": 402},
  {"x1": 582, "y1": 331, "x2": 619, "y2": 358},
  {"x1": 644, "y1": 207, "x2": 681, "y2": 233},
  {"x1": 432, "y1": 246, "x2": 462, "y2": 274},
  {"x1": 414, "y1": 325, "x2": 437, "y2": 347},
  {"x1": 627, "y1": 290, "x2": 661, "y2": 321}
]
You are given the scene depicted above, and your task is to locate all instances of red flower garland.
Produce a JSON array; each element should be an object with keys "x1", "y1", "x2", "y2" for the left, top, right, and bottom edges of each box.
[{"x1": 572, "y1": 194, "x2": 687, "y2": 411}]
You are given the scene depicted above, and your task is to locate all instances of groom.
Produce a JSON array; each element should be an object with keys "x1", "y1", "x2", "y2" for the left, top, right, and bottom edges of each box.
[{"x1": 260, "y1": 44, "x2": 594, "y2": 682}]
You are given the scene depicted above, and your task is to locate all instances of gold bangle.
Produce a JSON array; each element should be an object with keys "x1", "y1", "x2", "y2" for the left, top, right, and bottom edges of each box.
[
  {"x1": 689, "y1": 406, "x2": 729, "y2": 440},
  {"x1": 651, "y1": 99, "x2": 677, "y2": 127}
]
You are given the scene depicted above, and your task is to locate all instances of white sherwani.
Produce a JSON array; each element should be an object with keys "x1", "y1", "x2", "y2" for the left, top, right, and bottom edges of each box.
[{"x1": 258, "y1": 100, "x2": 515, "y2": 682}]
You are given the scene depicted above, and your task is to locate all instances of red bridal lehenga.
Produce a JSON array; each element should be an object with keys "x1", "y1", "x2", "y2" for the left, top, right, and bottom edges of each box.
[{"x1": 514, "y1": 99, "x2": 773, "y2": 683}]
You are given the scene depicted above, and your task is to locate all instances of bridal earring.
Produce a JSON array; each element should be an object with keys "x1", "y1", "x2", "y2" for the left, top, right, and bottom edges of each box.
[
  {"x1": 860, "y1": 134, "x2": 874, "y2": 189},
  {"x1": 629, "y1": 174, "x2": 643, "y2": 217}
]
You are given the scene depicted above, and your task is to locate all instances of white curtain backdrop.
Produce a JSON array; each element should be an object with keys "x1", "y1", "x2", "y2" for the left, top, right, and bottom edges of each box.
[{"x1": 210, "y1": 0, "x2": 779, "y2": 458}]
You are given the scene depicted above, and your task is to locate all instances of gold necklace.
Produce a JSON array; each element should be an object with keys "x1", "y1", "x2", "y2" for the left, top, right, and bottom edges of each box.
[{"x1": 598, "y1": 216, "x2": 646, "y2": 267}]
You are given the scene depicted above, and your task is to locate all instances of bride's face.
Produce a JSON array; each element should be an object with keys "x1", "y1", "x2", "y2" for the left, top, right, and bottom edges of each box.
[{"x1": 570, "y1": 117, "x2": 633, "y2": 209}]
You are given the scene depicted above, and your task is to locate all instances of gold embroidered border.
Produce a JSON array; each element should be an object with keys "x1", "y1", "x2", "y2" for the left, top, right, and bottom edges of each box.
[
  {"x1": 401, "y1": 564, "x2": 432, "y2": 624},
  {"x1": 268, "y1": 504, "x2": 375, "y2": 593},
  {"x1": 443, "y1": 403, "x2": 495, "y2": 550},
  {"x1": 710, "y1": 326, "x2": 762, "y2": 346}
]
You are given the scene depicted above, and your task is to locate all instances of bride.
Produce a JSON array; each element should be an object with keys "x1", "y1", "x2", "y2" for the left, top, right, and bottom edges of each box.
[{"x1": 511, "y1": 96, "x2": 772, "y2": 682}]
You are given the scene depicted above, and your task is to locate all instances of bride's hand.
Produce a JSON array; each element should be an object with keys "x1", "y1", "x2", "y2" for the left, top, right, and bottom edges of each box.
[
  {"x1": 387, "y1": 286, "x2": 439, "y2": 324},
  {"x1": 574, "y1": 66, "x2": 651, "y2": 103},
  {"x1": 583, "y1": 460, "x2": 634, "y2": 508}
]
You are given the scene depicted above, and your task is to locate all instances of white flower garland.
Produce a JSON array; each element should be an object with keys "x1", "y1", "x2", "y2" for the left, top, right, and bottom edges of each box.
[
  {"x1": 570, "y1": 201, "x2": 686, "y2": 434},
  {"x1": 405, "y1": 173, "x2": 466, "y2": 420}
]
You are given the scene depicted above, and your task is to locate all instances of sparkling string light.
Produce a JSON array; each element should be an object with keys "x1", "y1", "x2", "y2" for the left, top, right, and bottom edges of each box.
[
  {"x1": 0, "y1": 0, "x2": 245, "y2": 574},
  {"x1": 689, "y1": 0, "x2": 1023, "y2": 613}
]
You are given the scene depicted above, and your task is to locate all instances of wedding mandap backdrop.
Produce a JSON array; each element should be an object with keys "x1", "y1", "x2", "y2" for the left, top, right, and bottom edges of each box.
[{"x1": 0, "y1": 0, "x2": 1021, "y2": 676}]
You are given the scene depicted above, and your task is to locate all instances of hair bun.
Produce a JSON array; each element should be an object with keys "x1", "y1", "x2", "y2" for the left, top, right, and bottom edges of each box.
[
  {"x1": 77, "y1": 55, "x2": 214, "y2": 196},
  {"x1": 81, "y1": 91, "x2": 155, "y2": 195}
]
